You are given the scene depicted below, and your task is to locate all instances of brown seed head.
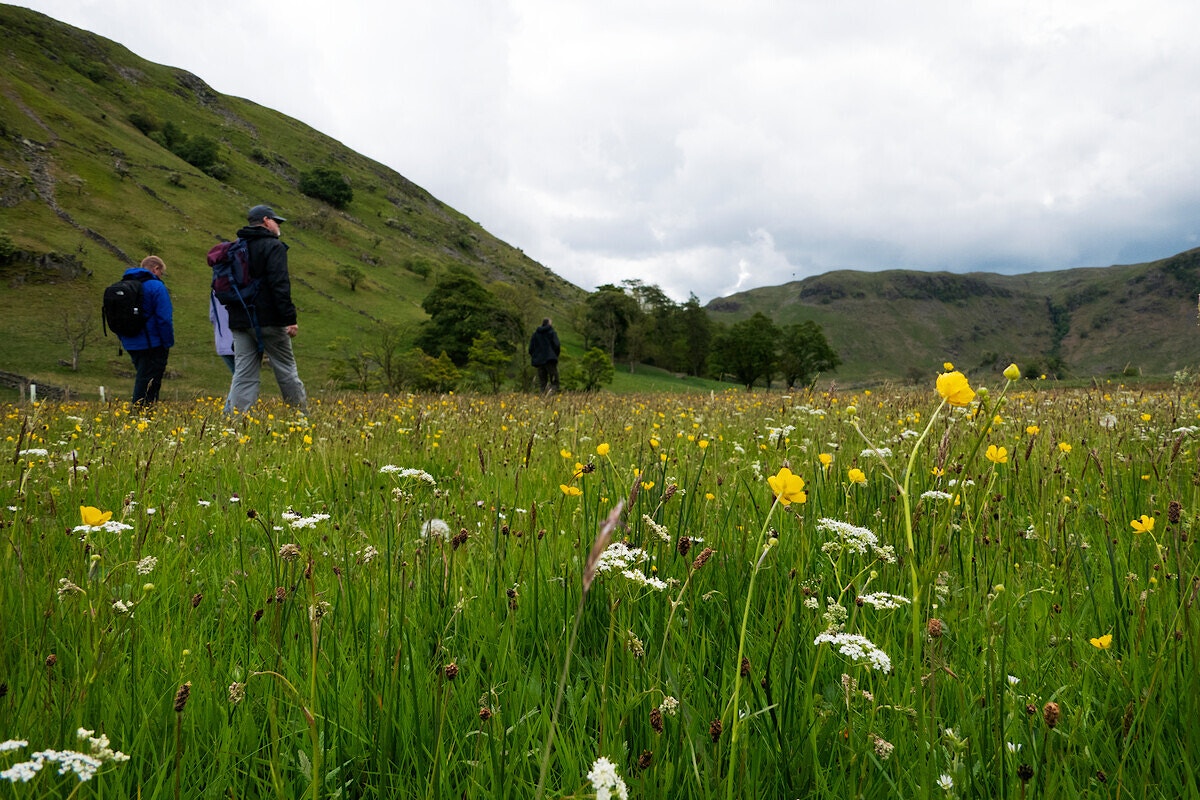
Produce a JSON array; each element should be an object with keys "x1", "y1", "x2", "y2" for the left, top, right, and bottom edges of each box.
[
  {"x1": 1025, "y1": 703, "x2": 1037, "y2": 717},
  {"x1": 451, "y1": 529, "x2": 469, "y2": 550},
  {"x1": 1017, "y1": 764, "x2": 1034, "y2": 783},
  {"x1": 45, "y1": 653, "x2": 57, "y2": 668},
  {"x1": 191, "y1": 592, "x2": 203, "y2": 608},
  {"x1": 709, "y1": 718, "x2": 722, "y2": 743},
  {"x1": 1168, "y1": 500, "x2": 1183, "y2": 525},
  {"x1": 1043, "y1": 701, "x2": 1060, "y2": 729},
  {"x1": 740, "y1": 656, "x2": 751, "y2": 677},
  {"x1": 692, "y1": 547, "x2": 715, "y2": 571},
  {"x1": 174, "y1": 681, "x2": 192, "y2": 713},
  {"x1": 927, "y1": 618, "x2": 944, "y2": 638},
  {"x1": 478, "y1": 706, "x2": 492, "y2": 722},
  {"x1": 663, "y1": 483, "x2": 678, "y2": 502},
  {"x1": 637, "y1": 750, "x2": 653, "y2": 770},
  {"x1": 1096, "y1": 770, "x2": 1107, "y2": 783},
  {"x1": 677, "y1": 535, "x2": 692, "y2": 557},
  {"x1": 649, "y1": 707, "x2": 664, "y2": 733},
  {"x1": 444, "y1": 662, "x2": 459, "y2": 681}
]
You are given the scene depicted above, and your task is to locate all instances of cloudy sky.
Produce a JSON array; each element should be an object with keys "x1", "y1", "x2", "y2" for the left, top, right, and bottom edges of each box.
[{"x1": 17, "y1": 1, "x2": 1200, "y2": 302}]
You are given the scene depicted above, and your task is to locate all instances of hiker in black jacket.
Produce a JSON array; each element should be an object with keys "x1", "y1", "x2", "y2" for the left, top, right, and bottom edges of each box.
[
  {"x1": 224, "y1": 204, "x2": 307, "y2": 413},
  {"x1": 528, "y1": 318, "x2": 561, "y2": 394}
]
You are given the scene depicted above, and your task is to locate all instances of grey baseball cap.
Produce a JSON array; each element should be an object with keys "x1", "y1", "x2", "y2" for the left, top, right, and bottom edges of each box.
[{"x1": 247, "y1": 204, "x2": 286, "y2": 223}]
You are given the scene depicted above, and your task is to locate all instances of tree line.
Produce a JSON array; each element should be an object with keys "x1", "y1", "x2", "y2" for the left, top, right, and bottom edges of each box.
[{"x1": 328, "y1": 267, "x2": 839, "y2": 393}]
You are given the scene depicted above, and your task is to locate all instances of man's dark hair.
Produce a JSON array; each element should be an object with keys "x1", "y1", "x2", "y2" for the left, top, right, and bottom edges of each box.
[{"x1": 542, "y1": 318, "x2": 551, "y2": 326}]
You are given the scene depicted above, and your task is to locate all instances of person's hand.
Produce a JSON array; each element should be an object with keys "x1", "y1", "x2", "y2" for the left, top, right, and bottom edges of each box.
[{"x1": 286, "y1": 324, "x2": 298, "y2": 338}]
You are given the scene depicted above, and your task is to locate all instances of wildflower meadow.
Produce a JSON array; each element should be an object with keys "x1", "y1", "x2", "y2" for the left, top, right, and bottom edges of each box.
[{"x1": 1, "y1": 369, "x2": 1198, "y2": 799}]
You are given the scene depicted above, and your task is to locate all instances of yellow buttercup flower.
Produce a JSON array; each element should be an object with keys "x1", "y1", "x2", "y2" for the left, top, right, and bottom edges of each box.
[
  {"x1": 847, "y1": 468, "x2": 866, "y2": 485},
  {"x1": 1089, "y1": 633, "x2": 1113, "y2": 650},
  {"x1": 698, "y1": 439, "x2": 709, "y2": 449},
  {"x1": 1058, "y1": 442, "x2": 1072, "y2": 454},
  {"x1": 767, "y1": 467, "x2": 807, "y2": 506},
  {"x1": 80, "y1": 505, "x2": 112, "y2": 527},
  {"x1": 642, "y1": 481, "x2": 655, "y2": 491},
  {"x1": 1140, "y1": 413, "x2": 1151, "y2": 422},
  {"x1": 596, "y1": 442, "x2": 610, "y2": 456},
  {"x1": 1003, "y1": 363, "x2": 1021, "y2": 381},
  {"x1": 985, "y1": 445, "x2": 1008, "y2": 464},
  {"x1": 1130, "y1": 515, "x2": 1154, "y2": 534},
  {"x1": 560, "y1": 484, "x2": 582, "y2": 497},
  {"x1": 1026, "y1": 425, "x2": 1040, "y2": 435},
  {"x1": 943, "y1": 362, "x2": 954, "y2": 370},
  {"x1": 819, "y1": 453, "x2": 833, "y2": 469},
  {"x1": 936, "y1": 371, "x2": 975, "y2": 407},
  {"x1": 560, "y1": 449, "x2": 572, "y2": 459}
]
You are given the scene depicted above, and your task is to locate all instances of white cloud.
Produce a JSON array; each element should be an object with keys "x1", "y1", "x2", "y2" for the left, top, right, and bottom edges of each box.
[{"x1": 16, "y1": 0, "x2": 1200, "y2": 302}]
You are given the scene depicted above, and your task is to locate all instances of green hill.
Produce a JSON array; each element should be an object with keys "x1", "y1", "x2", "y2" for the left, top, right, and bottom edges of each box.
[
  {"x1": 0, "y1": 4, "x2": 584, "y2": 400},
  {"x1": 706, "y1": 250, "x2": 1200, "y2": 383}
]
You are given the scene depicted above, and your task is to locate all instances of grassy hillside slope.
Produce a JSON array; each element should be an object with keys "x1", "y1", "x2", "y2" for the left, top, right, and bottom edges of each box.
[{"x1": 0, "y1": 4, "x2": 584, "y2": 400}]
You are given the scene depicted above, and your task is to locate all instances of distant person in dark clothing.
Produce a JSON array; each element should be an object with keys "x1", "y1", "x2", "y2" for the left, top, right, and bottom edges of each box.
[
  {"x1": 118, "y1": 255, "x2": 173, "y2": 407},
  {"x1": 528, "y1": 318, "x2": 561, "y2": 394},
  {"x1": 224, "y1": 204, "x2": 307, "y2": 414}
]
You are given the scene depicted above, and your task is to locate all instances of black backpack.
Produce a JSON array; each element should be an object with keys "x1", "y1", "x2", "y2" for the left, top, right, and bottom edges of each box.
[{"x1": 101, "y1": 273, "x2": 157, "y2": 338}]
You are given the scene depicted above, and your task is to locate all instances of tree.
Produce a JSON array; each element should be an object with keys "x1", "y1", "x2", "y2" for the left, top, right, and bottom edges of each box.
[
  {"x1": 327, "y1": 336, "x2": 376, "y2": 391},
  {"x1": 778, "y1": 320, "x2": 840, "y2": 389},
  {"x1": 421, "y1": 352, "x2": 460, "y2": 393},
  {"x1": 59, "y1": 309, "x2": 97, "y2": 371},
  {"x1": 678, "y1": 294, "x2": 713, "y2": 377},
  {"x1": 417, "y1": 266, "x2": 495, "y2": 366},
  {"x1": 585, "y1": 284, "x2": 640, "y2": 358},
  {"x1": 337, "y1": 264, "x2": 365, "y2": 291},
  {"x1": 711, "y1": 312, "x2": 780, "y2": 389},
  {"x1": 417, "y1": 266, "x2": 519, "y2": 367},
  {"x1": 300, "y1": 166, "x2": 353, "y2": 209},
  {"x1": 467, "y1": 331, "x2": 510, "y2": 393},
  {"x1": 579, "y1": 348, "x2": 615, "y2": 391}
]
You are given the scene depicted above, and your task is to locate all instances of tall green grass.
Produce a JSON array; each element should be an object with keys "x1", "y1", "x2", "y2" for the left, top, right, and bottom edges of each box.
[{"x1": 0, "y1": 377, "x2": 1197, "y2": 798}]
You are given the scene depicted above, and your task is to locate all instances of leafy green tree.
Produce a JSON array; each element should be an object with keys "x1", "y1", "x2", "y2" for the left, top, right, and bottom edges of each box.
[
  {"x1": 417, "y1": 267, "x2": 495, "y2": 365},
  {"x1": 579, "y1": 347, "x2": 615, "y2": 391},
  {"x1": 417, "y1": 266, "x2": 519, "y2": 366},
  {"x1": 467, "y1": 331, "x2": 510, "y2": 393},
  {"x1": 778, "y1": 320, "x2": 841, "y2": 389},
  {"x1": 420, "y1": 351, "x2": 460, "y2": 393},
  {"x1": 585, "y1": 284, "x2": 640, "y2": 357},
  {"x1": 338, "y1": 264, "x2": 365, "y2": 291},
  {"x1": 300, "y1": 166, "x2": 354, "y2": 209},
  {"x1": 711, "y1": 312, "x2": 780, "y2": 389},
  {"x1": 679, "y1": 294, "x2": 713, "y2": 376}
]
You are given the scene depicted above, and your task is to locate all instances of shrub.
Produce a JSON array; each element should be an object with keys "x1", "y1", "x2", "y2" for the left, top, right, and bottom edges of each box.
[{"x1": 299, "y1": 167, "x2": 353, "y2": 209}]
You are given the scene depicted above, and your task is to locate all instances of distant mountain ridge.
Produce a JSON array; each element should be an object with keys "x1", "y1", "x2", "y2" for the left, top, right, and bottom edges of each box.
[{"x1": 707, "y1": 248, "x2": 1200, "y2": 381}]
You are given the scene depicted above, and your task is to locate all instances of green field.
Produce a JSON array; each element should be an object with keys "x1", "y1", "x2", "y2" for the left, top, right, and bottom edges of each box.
[{"x1": 1, "y1": 371, "x2": 1197, "y2": 798}]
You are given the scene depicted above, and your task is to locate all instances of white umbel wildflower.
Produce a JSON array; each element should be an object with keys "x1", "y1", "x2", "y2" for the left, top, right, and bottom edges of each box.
[
  {"x1": 813, "y1": 631, "x2": 893, "y2": 673},
  {"x1": 379, "y1": 466, "x2": 437, "y2": 485},
  {"x1": 586, "y1": 756, "x2": 629, "y2": 800},
  {"x1": 858, "y1": 592, "x2": 911, "y2": 610}
]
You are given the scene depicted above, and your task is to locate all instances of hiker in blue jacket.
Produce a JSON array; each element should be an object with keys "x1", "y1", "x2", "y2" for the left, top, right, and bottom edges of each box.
[{"x1": 119, "y1": 255, "x2": 174, "y2": 407}]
